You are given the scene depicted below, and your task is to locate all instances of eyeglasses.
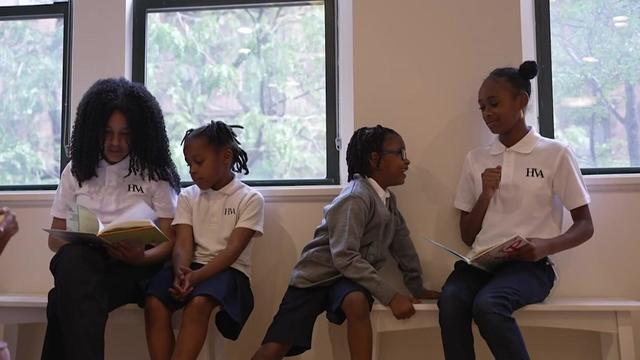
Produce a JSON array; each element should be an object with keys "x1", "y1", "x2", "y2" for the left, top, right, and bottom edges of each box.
[{"x1": 381, "y1": 148, "x2": 408, "y2": 161}]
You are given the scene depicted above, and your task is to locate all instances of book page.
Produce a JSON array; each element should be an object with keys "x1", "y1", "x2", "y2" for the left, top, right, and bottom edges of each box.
[
  {"x1": 101, "y1": 202, "x2": 157, "y2": 233},
  {"x1": 100, "y1": 226, "x2": 168, "y2": 245},
  {"x1": 425, "y1": 237, "x2": 471, "y2": 263},
  {"x1": 77, "y1": 205, "x2": 99, "y2": 234},
  {"x1": 44, "y1": 228, "x2": 103, "y2": 246},
  {"x1": 472, "y1": 235, "x2": 529, "y2": 271}
]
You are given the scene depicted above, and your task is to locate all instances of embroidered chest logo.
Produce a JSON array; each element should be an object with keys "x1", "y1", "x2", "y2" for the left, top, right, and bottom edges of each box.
[
  {"x1": 128, "y1": 184, "x2": 144, "y2": 193},
  {"x1": 224, "y1": 208, "x2": 236, "y2": 216},
  {"x1": 525, "y1": 168, "x2": 544, "y2": 178}
]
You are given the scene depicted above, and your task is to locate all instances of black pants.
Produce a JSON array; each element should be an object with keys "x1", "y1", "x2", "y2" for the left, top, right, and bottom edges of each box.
[{"x1": 41, "y1": 244, "x2": 160, "y2": 360}]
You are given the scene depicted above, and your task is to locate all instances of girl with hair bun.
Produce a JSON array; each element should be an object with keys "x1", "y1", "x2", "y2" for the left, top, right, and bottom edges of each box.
[{"x1": 437, "y1": 61, "x2": 594, "y2": 360}]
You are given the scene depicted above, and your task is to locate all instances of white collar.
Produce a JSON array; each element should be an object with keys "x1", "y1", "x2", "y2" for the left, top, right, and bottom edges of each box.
[
  {"x1": 489, "y1": 128, "x2": 540, "y2": 155},
  {"x1": 202, "y1": 174, "x2": 242, "y2": 196},
  {"x1": 98, "y1": 156, "x2": 131, "y2": 170},
  {"x1": 367, "y1": 177, "x2": 390, "y2": 204}
]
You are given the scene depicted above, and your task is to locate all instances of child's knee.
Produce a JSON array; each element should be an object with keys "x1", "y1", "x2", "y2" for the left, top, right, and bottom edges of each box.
[
  {"x1": 144, "y1": 297, "x2": 174, "y2": 325},
  {"x1": 253, "y1": 342, "x2": 290, "y2": 360},
  {"x1": 438, "y1": 286, "x2": 466, "y2": 313},
  {"x1": 472, "y1": 293, "x2": 511, "y2": 324},
  {"x1": 145, "y1": 296, "x2": 168, "y2": 313},
  {"x1": 187, "y1": 295, "x2": 218, "y2": 311},
  {"x1": 53, "y1": 245, "x2": 101, "y2": 280},
  {"x1": 341, "y1": 291, "x2": 370, "y2": 321}
]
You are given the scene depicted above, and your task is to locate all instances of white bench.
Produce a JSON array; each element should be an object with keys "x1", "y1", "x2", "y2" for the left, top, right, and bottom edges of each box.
[
  {"x1": 0, "y1": 294, "x2": 226, "y2": 360},
  {"x1": 5, "y1": 295, "x2": 639, "y2": 359},
  {"x1": 370, "y1": 298, "x2": 640, "y2": 360}
]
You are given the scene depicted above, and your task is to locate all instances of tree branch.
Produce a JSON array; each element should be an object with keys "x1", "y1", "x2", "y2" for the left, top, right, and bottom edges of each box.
[{"x1": 554, "y1": 33, "x2": 626, "y2": 123}]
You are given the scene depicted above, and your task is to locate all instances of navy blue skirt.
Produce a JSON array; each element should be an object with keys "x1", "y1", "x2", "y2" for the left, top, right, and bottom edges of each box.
[{"x1": 146, "y1": 263, "x2": 254, "y2": 340}]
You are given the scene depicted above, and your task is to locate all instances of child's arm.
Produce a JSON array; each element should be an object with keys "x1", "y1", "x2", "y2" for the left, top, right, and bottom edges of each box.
[
  {"x1": 127, "y1": 180, "x2": 178, "y2": 265},
  {"x1": 515, "y1": 205, "x2": 593, "y2": 262},
  {"x1": 188, "y1": 227, "x2": 256, "y2": 285},
  {"x1": 389, "y1": 210, "x2": 438, "y2": 299},
  {"x1": 172, "y1": 224, "x2": 194, "y2": 272},
  {"x1": 176, "y1": 191, "x2": 263, "y2": 296},
  {"x1": 329, "y1": 197, "x2": 418, "y2": 318},
  {"x1": 459, "y1": 166, "x2": 501, "y2": 246},
  {"x1": 164, "y1": 223, "x2": 195, "y2": 299},
  {"x1": 104, "y1": 218, "x2": 176, "y2": 266},
  {"x1": 139, "y1": 217, "x2": 176, "y2": 265},
  {"x1": 328, "y1": 197, "x2": 399, "y2": 303},
  {"x1": 545, "y1": 205, "x2": 593, "y2": 254},
  {"x1": 48, "y1": 217, "x2": 69, "y2": 252},
  {"x1": 48, "y1": 164, "x2": 77, "y2": 252},
  {"x1": 514, "y1": 147, "x2": 593, "y2": 261}
]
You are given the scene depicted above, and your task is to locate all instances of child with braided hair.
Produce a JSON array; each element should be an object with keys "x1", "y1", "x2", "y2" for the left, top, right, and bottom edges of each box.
[
  {"x1": 252, "y1": 125, "x2": 439, "y2": 360},
  {"x1": 145, "y1": 121, "x2": 265, "y2": 360}
]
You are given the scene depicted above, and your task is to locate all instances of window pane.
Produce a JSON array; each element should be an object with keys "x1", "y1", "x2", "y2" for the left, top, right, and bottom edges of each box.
[
  {"x1": 0, "y1": 17, "x2": 63, "y2": 185},
  {"x1": 550, "y1": 0, "x2": 640, "y2": 168},
  {"x1": 145, "y1": 3, "x2": 328, "y2": 181},
  {"x1": 0, "y1": 1, "x2": 59, "y2": 6}
]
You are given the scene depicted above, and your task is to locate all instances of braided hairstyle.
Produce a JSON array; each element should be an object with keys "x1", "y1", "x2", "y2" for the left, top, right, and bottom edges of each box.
[
  {"x1": 346, "y1": 125, "x2": 399, "y2": 181},
  {"x1": 181, "y1": 120, "x2": 249, "y2": 175},
  {"x1": 69, "y1": 78, "x2": 180, "y2": 191}
]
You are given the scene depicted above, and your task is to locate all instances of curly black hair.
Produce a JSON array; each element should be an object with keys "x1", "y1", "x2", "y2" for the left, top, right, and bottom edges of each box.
[
  {"x1": 181, "y1": 120, "x2": 249, "y2": 175},
  {"x1": 69, "y1": 78, "x2": 180, "y2": 191},
  {"x1": 346, "y1": 125, "x2": 399, "y2": 181}
]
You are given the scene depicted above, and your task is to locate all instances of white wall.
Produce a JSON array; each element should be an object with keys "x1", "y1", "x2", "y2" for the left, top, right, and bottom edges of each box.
[
  {"x1": 69, "y1": 0, "x2": 131, "y2": 115},
  {"x1": 1, "y1": 0, "x2": 639, "y2": 359}
]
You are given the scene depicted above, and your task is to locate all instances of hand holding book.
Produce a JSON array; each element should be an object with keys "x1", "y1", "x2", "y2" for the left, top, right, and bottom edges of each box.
[
  {"x1": 104, "y1": 241, "x2": 146, "y2": 265},
  {"x1": 509, "y1": 237, "x2": 549, "y2": 262},
  {"x1": 44, "y1": 202, "x2": 168, "y2": 247},
  {"x1": 427, "y1": 235, "x2": 531, "y2": 272}
]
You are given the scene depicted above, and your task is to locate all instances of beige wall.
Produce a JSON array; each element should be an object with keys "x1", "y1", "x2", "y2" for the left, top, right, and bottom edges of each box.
[
  {"x1": 352, "y1": 1, "x2": 640, "y2": 359},
  {"x1": 1, "y1": 0, "x2": 639, "y2": 359}
]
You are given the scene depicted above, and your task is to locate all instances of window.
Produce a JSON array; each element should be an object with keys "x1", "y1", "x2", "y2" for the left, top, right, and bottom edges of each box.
[
  {"x1": 536, "y1": 0, "x2": 640, "y2": 174},
  {"x1": 132, "y1": 0, "x2": 339, "y2": 186},
  {"x1": 0, "y1": 0, "x2": 71, "y2": 189}
]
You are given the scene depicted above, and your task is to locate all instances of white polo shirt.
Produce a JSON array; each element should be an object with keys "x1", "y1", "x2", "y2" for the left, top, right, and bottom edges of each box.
[
  {"x1": 51, "y1": 158, "x2": 178, "y2": 225},
  {"x1": 454, "y1": 129, "x2": 590, "y2": 257},
  {"x1": 172, "y1": 177, "x2": 265, "y2": 278}
]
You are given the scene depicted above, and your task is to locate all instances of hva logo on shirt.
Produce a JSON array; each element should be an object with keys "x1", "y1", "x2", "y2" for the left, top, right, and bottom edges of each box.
[
  {"x1": 525, "y1": 168, "x2": 544, "y2": 178},
  {"x1": 128, "y1": 184, "x2": 144, "y2": 193},
  {"x1": 224, "y1": 208, "x2": 236, "y2": 216}
]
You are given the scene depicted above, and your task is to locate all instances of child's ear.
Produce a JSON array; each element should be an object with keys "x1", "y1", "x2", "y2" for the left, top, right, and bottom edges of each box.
[
  {"x1": 369, "y1": 152, "x2": 381, "y2": 169},
  {"x1": 223, "y1": 148, "x2": 233, "y2": 166},
  {"x1": 519, "y1": 92, "x2": 530, "y2": 111}
]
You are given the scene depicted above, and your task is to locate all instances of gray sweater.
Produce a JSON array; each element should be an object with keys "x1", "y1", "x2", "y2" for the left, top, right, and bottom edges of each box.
[{"x1": 289, "y1": 175, "x2": 424, "y2": 305}]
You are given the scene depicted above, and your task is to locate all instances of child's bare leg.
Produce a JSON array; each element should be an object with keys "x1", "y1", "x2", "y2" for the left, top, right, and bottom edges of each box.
[
  {"x1": 145, "y1": 296, "x2": 175, "y2": 360},
  {"x1": 251, "y1": 342, "x2": 292, "y2": 360},
  {"x1": 171, "y1": 296, "x2": 218, "y2": 360},
  {"x1": 341, "y1": 291, "x2": 372, "y2": 360}
]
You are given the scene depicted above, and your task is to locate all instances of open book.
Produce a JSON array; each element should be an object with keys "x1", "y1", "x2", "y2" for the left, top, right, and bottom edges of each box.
[
  {"x1": 426, "y1": 235, "x2": 529, "y2": 272},
  {"x1": 44, "y1": 202, "x2": 168, "y2": 246}
]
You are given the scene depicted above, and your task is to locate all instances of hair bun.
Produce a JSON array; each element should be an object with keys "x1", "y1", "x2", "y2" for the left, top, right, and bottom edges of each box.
[{"x1": 518, "y1": 61, "x2": 538, "y2": 80}]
